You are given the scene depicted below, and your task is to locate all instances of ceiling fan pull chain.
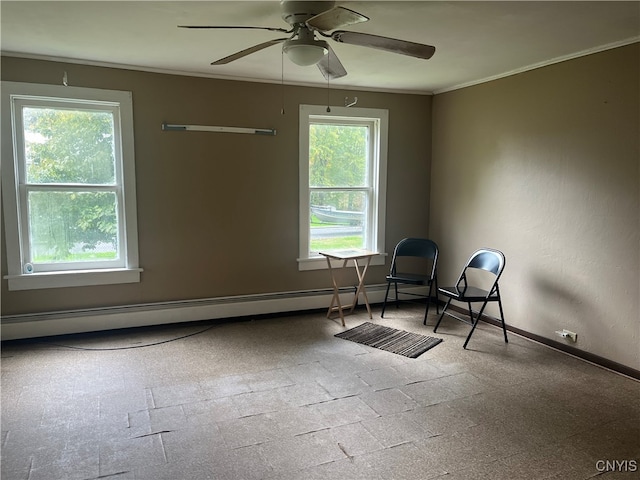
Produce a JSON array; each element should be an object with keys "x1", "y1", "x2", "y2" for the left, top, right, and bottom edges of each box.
[
  {"x1": 281, "y1": 47, "x2": 286, "y2": 115},
  {"x1": 326, "y1": 49, "x2": 331, "y2": 112}
]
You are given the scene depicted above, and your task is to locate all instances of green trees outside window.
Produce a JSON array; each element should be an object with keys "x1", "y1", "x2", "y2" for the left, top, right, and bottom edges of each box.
[
  {"x1": 308, "y1": 123, "x2": 369, "y2": 252},
  {"x1": 23, "y1": 107, "x2": 119, "y2": 263}
]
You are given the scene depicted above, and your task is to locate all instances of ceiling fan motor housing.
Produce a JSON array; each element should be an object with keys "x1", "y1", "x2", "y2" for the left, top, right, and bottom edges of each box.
[{"x1": 280, "y1": 0, "x2": 336, "y2": 25}]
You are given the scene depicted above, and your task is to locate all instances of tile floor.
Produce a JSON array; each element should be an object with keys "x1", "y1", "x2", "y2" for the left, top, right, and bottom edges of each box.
[{"x1": 1, "y1": 304, "x2": 639, "y2": 479}]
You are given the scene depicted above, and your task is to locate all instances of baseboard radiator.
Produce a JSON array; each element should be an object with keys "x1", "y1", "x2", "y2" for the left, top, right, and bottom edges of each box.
[
  {"x1": 4, "y1": 288, "x2": 636, "y2": 381},
  {"x1": 1, "y1": 284, "x2": 426, "y2": 341}
]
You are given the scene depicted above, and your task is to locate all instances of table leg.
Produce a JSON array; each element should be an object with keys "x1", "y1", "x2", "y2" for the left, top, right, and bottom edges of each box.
[
  {"x1": 351, "y1": 256, "x2": 373, "y2": 318},
  {"x1": 325, "y1": 256, "x2": 348, "y2": 326}
]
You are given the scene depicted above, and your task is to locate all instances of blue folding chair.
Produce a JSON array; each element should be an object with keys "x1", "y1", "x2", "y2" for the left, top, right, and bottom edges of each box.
[
  {"x1": 434, "y1": 248, "x2": 507, "y2": 348},
  {"x1": 381, "y1": 238, "x2": 439, "y2": 324}
]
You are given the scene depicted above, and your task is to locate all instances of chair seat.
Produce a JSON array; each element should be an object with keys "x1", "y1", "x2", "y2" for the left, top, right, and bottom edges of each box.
[
  {"x1": 386, "y1": 273, "x2": 431, "y2": 285},
  {"x1": 438, "y1": 285, "x2": 495, "y2": 302}
]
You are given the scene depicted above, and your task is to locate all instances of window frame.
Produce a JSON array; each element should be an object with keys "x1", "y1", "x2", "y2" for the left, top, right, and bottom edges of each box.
[
  {"x1": 1, "y1": 81, "x2": 141, "y2": 290},
  {"x1": 298, "y1": 104, "x2": 388, "y2": 271}
]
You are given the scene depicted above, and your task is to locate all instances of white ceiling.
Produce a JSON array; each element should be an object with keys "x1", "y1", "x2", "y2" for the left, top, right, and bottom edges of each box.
[{"x1": 1, "y1": 1, "x2": 639, "y2": 94}]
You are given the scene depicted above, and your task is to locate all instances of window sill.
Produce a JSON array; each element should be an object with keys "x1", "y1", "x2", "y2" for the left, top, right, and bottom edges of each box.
[
  {"x1": 4, "y1": 268, "x2": 143, "y2": 291},
  {"x1": 297, "y1": 254, "x2": 386, "y2": 271}
]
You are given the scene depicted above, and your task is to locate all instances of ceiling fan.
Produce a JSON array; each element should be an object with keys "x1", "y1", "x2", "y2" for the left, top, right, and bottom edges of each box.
[{"x1": 179, "y1": 0, "x2": 436, "y2": 80}]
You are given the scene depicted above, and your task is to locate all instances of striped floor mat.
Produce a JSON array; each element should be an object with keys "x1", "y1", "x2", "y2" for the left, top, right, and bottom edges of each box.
[{"x1": 335, "y1": 322, "x2": 442, "y2": 358}]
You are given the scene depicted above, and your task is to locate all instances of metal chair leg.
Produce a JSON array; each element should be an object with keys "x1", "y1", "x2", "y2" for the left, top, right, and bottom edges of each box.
[
  {"x1": 423, "y1": 282, "x2": 434, "y2": 325},
  {"x1": 433, "y1": 298, "x2": 451, "y2": 332},
  {"x1": 393, "y1": 282, "x2": 399, "y2": 308},
  {"x1": 498, "y1": 298, "x2": 508, "y2": 343},
  {"x1": 463, "y1": 301, "x2": 489, "y2": 349},
  {"x1": 381, "y1": 282, "x2": 392, "y2": 317}
]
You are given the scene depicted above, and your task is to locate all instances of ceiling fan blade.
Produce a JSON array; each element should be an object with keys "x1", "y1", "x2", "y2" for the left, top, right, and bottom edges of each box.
[
  {"x1": 331, "y1": 31, "x2": 435, "y2": 60},
  {"x1": 179, "y1": 25, "x2": 291, "y2": 33},
  {"x1": 317, "y1": 45, "x2": 347, "y2": 80},
  {"x1": 306, "y1": 6, "x2": 369, "y2": 32},
  {"x1": 212, "y1": 38, "x2": 288, "y2": 65}
]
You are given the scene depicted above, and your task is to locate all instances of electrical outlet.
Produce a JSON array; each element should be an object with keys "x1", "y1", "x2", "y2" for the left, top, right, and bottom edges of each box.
[{"x1": 555, "y1": 329, "x2": 577, "y2": 342}]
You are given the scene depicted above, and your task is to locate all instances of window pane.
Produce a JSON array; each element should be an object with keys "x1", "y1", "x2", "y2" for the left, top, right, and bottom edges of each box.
[
  {"x1": 23, "y1": 107, "x2": 116, "y2": 184},
  {"x1": 310, "y1": 190, "x2": 366, "y2": 252},
  {"x1": 28, "y1": 191, "x2": 119, "y2": 263},
  {"x1": 309, "y1": 124, "x2": 368, "y2": 187}
]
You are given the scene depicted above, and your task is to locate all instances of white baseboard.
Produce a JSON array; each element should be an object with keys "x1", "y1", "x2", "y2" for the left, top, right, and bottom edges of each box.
[{"x1": 1, "y1": 285, "x2": 430, "y2": 340}]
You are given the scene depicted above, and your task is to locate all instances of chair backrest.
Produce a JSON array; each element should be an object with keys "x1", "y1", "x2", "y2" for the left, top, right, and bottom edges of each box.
[
  {"x1": 467, "y1": 249, "x2": 505, "y2": 276},
  {"x1": 390, "y1": 238, "x2": 439, "y2": 277},
  {"x1": 457, "y1": 248, "x2": 505, "y2": 291}
]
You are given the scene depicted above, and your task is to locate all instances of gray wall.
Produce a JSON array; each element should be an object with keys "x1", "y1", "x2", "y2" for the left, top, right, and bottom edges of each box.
[
  {"x1": 3, "y1": 44, "x2": 638, "y2": 371},
  {"x1": 0, "y1": 57, "x2": 432, "y2": 314},
  {"x1": 430, "y1": 44, "x2": 639, "y2": 370}
]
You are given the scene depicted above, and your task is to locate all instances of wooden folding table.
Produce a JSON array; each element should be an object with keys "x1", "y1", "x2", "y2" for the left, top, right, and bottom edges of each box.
[{"x1": 319, "y1": 249, "x2": 379, "y2": 326}]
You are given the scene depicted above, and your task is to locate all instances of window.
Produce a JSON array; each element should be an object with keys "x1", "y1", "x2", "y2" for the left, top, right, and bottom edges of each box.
[
  {"x1": 298, "y1": 105, "x2": 388, "y2": 270},
  {"x1": 1, "y1": 82, "x2": 141, "y2": 290}
]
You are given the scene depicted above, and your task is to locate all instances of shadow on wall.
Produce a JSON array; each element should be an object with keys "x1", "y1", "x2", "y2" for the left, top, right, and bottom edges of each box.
[{"x1": 530, "y1": 271, "x2": 594, "y2": 341}]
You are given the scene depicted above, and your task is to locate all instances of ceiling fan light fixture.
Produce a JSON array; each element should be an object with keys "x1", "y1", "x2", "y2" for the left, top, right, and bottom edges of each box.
[{"x1": 283, "y1": 38, "x2": 328, "y2": 66}]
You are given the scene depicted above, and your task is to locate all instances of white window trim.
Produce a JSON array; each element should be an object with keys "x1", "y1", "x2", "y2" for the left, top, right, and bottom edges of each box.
[
  {"x1": 1, "y1": 81, "x2": 141, "y2": 290},
  {"x1": 298, "y1": 104, "x2": 388, "y2": 271}
]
